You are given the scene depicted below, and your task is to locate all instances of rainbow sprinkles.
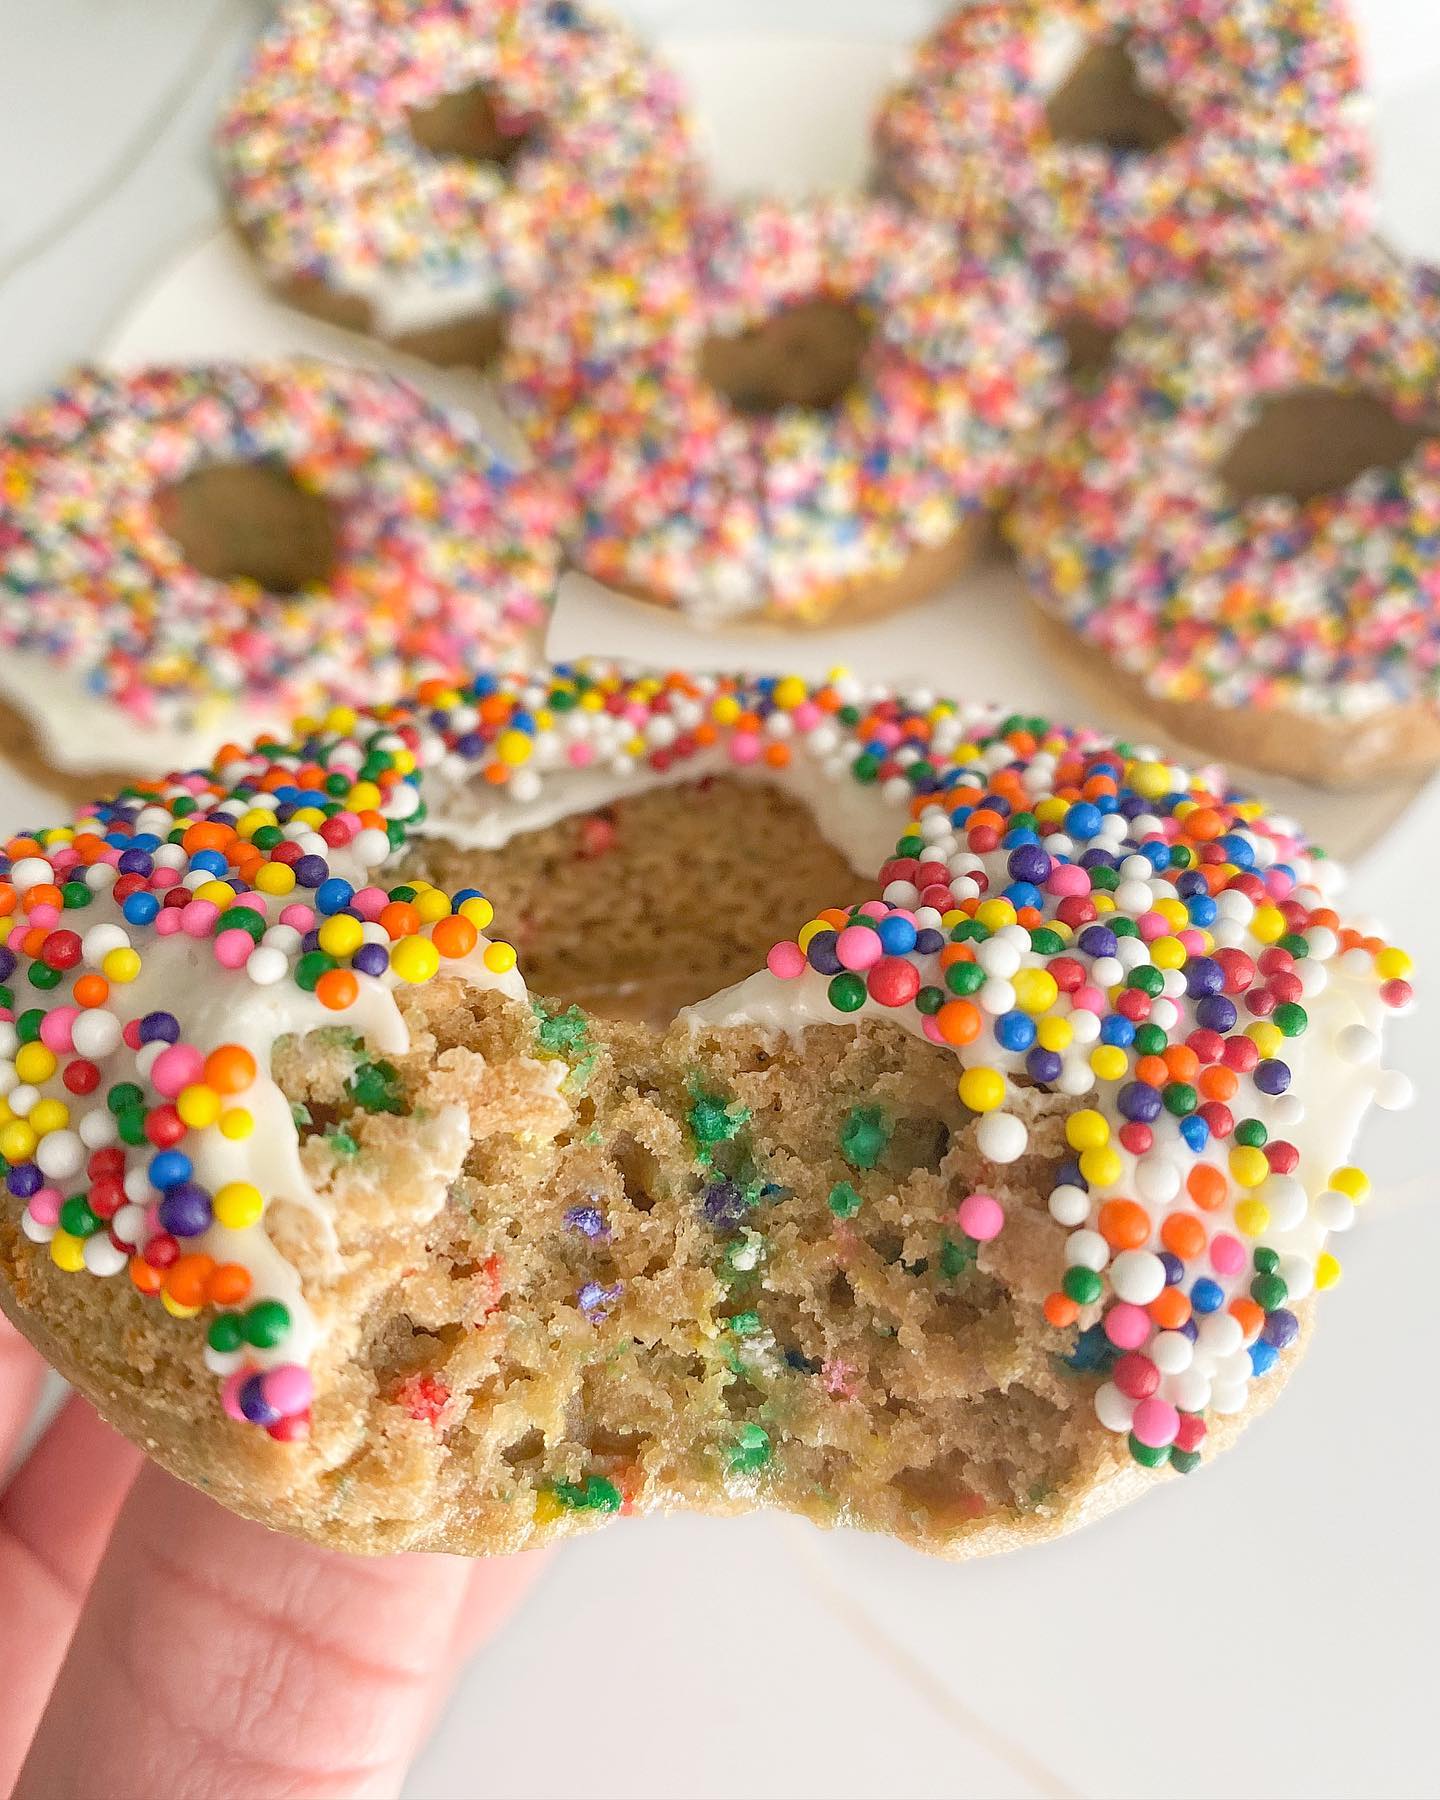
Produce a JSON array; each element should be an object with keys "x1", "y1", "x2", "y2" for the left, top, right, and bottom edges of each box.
[{"x1": 0, "y1": 662, "x2": 1414, "y2": 1473}]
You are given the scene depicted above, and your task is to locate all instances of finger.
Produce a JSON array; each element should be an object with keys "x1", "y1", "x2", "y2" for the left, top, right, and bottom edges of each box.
[
  {"x1": 17, "y1": 1463, "x2": 542, "y2": 1800},
  {"x1": 448, "y1": 1545, "x2": 553, "y2": 1665},
  {"x1": 0, "y1": 1397, "x2": 141, "y2": 1795},
  {"x1": 2, "y1": 1393, "x2": 141, "y2": 1596},
  {"x1": 0, "y1": 1312, "x2": 46, "y2": 1474}
]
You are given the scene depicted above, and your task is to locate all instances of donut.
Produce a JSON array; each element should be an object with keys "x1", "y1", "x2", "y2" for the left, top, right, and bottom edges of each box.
[
  {"x1": 0, "y1": 660, "x2": 1413, "y2": 1559},
  {"x1": 217, "y1": 0, "x2": 696, "y2": 371},
  {"x1": 500, "y1": 197, "x2": 1058, "y2": 625},
  {"x1": 0, "y1": 360, "x2": 563, "y2": 789},
  {"x1": 1009, "y1": 243, "x2": 1440, "y2": 786},
  {"x1": 874, "y1": 1, "x2": 1373, "y2": 326}
]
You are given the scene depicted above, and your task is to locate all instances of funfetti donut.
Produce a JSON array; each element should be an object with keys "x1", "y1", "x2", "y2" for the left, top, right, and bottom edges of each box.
[
  {"x1": 499, "y1": 196, "x2": 1058, "y2": 627},
  {"x1": 0, "y1": 660, "x2": 1413, "y2": 1559},
  {"x1": 217, "y1": 0, "x2": 696, "y2": 371},
  {"x1": 1009, "y1": 242, "x2": 1440, "y2": 786},
  {"x1": 0, "y1": 360, "x2": 563, "y2": 791},
  {"x1": 874, "y1": 0, "x2": 1373, "y2": 328}
]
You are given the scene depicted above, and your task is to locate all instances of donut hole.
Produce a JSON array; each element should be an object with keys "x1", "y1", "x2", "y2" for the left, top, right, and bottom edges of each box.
[
  {"x1": 156, "y1": 463, "x2": 339, "y2": 592},
  {"x1": 1045, "y1": 38, "x2": 1185, "y2": 156},
  {"x1": 1055, "y1": 309, "x2": 1122, "y2": 382},
  {"x1": 1218, "y1": 387, "x2": 1437, "y2": 505},
  {"x1": 701, "y1": 298, "x2": 873, "y2": 415},
  {"x1": 400, "y1": 777, "x2": 872, "y2": 1027},
  {"x1": 406, "y1": 82, "x2": 538, "y2": 171}
]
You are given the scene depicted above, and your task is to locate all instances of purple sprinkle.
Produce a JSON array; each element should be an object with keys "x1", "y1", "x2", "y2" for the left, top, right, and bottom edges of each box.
[
  {"x1": 577, "y1": 1280, "x2": 622, "y2": 1321},
  {"x1": 564, "y1": 1203, "x2": 609, "y2": 1240},
  {"x1": 702, "y1": 1178, "x2": 749, "y2": 1232}
]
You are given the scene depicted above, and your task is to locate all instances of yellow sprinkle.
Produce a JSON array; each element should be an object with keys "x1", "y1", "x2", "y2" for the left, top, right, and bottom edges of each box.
[
  {"x1": 459, "y1": 896, "x2": 495, "y2": 930},
  {"x1": 391, "y1": 937, "x2": 441, "y2": 984},
  {"x1": 1233, "y1": 1199, "x2": 1270, "y2": 1237},
  {"x1": 255, "y1": 862, "x2": 296, "y2": 896},
  {"x1": 1246, "y1": 1021, "x2": 1283, "y2": 1060},
  {"x1": 14, "y1": 1042, "x2": 56, "y2": 1085},
  {"x1": 1150, "y1": 936, "x2": 1186, "y2": 971},
  {"x1": 214, "y1": 1182, "x2": 264, "y2": 1231},
  {"x1": 49, "y1": 1230, "x2": 86, "y2": 1273},
  {"x1": 1037, "y1": 1016, "x2": 1073, "y2": 1052},
  {"x1": 1229, "y1": 1146, "x2": 1269, "y2": 1188},
  {"x1": 348, "y1": 781, "x2": 381, "y2": 811},
  {"x1": 1374, "y1": 947, "x2": 1412, "y2": 980},
  {"x1": 177, "y1": 1084, "x2": 221, "y2": 1129},
  {"x1": 319, "y1": 916, "x2": 364, "y2": 958},
  {"x1": 415, "y1": 888, "x2": 451, "y2": 924},
  {"x1": 1329, "y1": 1165, "x2": 1370, "y2": 1201},
  {"x1": 1315, "y1": 1251, "x2": 1342, "y2": 1290},
  {"x1": 1079, "y1": 1145, "x2": 1123, "y2": 1188},
  {"x1": 772, "y1": 676, "x2": 807, "y2": 710},
  {"x1": 1012, "y1": 968, "x2": 1059, "y2": 1014},
  {"x1": 1250, "y1": 905, "x2": 1285, "y2": 944},
  {"x1": 483, "y1": 941, "x2": 518, "y2": 975},
  {"x1": 533, "y1": 1489, "x2": 566, "y2": 1527},
  {"x1": 219, "y1": 1108, "x2": 254, "y2": 1140},
  {"x1": 0, "y1": 1121, "x2": 37, "y2": 1161},
  {"x1": 28, "y1": 1099, "x2": 68, "y2": 1137},
  {"x1": 1090, "y1": 1045, "x2": 1128, "y2": 1083},
  {"x1": 975, "y1": 899, "x2": 1017, "y2": 931},
  {"x1": 1066, "y1": 1109, "x2": 1110, "y2": 1151},
  {"x1": 102, "y1": 947, "x2": 141, "y2": 984},
  {"x1": 958, "y1": 1067, "x2": 1005, "y2": 1113},
  {"x1": 161, "y1": 1291, "x2": 202, "y2": 1319},
  {"x1": 1129, "y1": 759, "x2": 1170, "y2": 799}
]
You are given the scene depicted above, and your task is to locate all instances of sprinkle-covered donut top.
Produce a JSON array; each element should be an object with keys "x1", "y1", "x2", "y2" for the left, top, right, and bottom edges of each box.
[
  {"x1": 1, "y1": 661, "x2": 1411, "y2": 1471},
  {"x1": 1009, "y1": 243, "x2": 1440, "y2": 726},
  {"x1": 875, "y1": 0, "x2": 1373, "y2": 315},
  {"x1": 501, "y1": 198, "x2": 1058, "y2": 623},
  {"x1": 217, "y1": 0, "x2": 696, "y2": 338},
  {"x1": 0, "y1": 361, "x2": 565, "y2": 776}
]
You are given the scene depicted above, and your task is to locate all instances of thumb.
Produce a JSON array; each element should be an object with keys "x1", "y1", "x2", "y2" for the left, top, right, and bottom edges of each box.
[{"x1": 17, "y1": 1462, "x2": 546, "y2": 1800}]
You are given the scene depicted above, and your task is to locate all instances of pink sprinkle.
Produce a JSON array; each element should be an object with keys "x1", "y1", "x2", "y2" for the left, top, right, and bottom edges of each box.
[
  {"x1": 728, "y1": 731, "x2": 761, "y2": 765},
  {"x1": 1071, "y1": 984, "x2": 1105, "y2": 1013},
  {"x1": 1137, "y1": 911, "x2": 1167, "y2": 941},
  {"x1": 40, "y1": 1007, "x2": 77, "y2": 1053},
  {"x1": 155, "y1": 911, "x2": 183, "y2": 936},
  {"x1": 1131, "y1": 1397, "x2": 1180, "y2": 1449},
  {"x1": 353, "y1": 887, "x2": 388, "y2": 920},
  {"x1": 214, "y1": 930, "x2": 254, "y2": 970},
  {"x1": 921, "y1": 1014, "x2": 947, "y2": 1045},
  {"x1": 766, "y1": 941, "x2": 805, "y2": 980},
  {"x1": 280, "y1": 904, "x2": 315, "y2": 931},
  {"x1": 821, "y1": 1359, "x2": 859, "y2": 1400},
  {"x1": 1177, "y1": 929, "x2": 1206, "y2": 954},
  {"x1": 28, "y1": 1187, "x2": 61, "y2": 1227},
  {"x1": 179, "y1": 901, "x2": 217, "y2": 937},
  {"x1": 220, "y1": 1369, "x2": 254, "y2": 1422},
  {"x1": 1102, "y1": 1301, "x2": 1151, "y2": 1348},
  {"x1": 567, "y1": 742, "x2": 595, "y2": 768},
  {"x1": 1210, "y1": 1232, "x2": 1245, "y2": 1276},
  {"x1": 956, "y1": 1192, "x2": 1004, "y2": 1241},
  {"x1": 792, "y1": 702, "x2": 822, "y2": 730},
  {"x1": 260, "y1": 1364, "x2": 312, "y2": 1417},
  {"x1": 835, "y1": 925, "x2": 882, "y2": 971},
  {"x1": 151, "y1": 1043, "x2": 205, "y2": 1097},
  {"x1": 27, "y1": 904, "x2": 59, "y2": 930},
  {"x1": 856, "y1": 900, "x2": 888, "y2": 920},
  {"x1": 152, "y1": 868, "x2": 181, "y2": 890},
  {"x1": 1046, "y1": 864, "x2": 1090, "y2": 897}
]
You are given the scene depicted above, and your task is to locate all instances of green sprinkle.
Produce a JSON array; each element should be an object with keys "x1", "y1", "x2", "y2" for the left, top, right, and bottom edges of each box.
[
  {"x1": 688, "y1": 1089, "x2": 750, "y2": 1150},
  {"x1": 326, "y1": 1128, "x2": 360, "y2": 1158},
  {"x1": 1063, "y1": 1265, "x2": 1103, "y2": 1306},
  {"x1": 840, "y1": 1105, "x2": 890, "y2": 1171},
  {"x1": 1128, "y1": 1434, "x2": 1172, "y2": 1469},
  {"x1": 346, "y1": 1060, "x2": 407, "y2": 1116},
  {"x1": 939, "y1": 1234, "x2": 976, "y2": 1279},
  {"x1": 728, "y1": 1423, "x2": 773, "y2": 1474},
  {"x1": 827, "y1": 1181, "x2": 863, "y2": 1220},
  {"x1": 551, "y1": 1475, "x2": 622, "y2": 1513},
  {"x1": 534, "y1": 1002, "x2": 590, "y2": 1055},
  {"x1": 290, "y1": 1101, "x2": 313, "y2": 1131},
  {"x1": 242, "y1": 1299, "x2": 291, "y2": 1349},
  {"x1": 828, "y1": 972, "x2": 867, "y2": 1013},
  {"x1": 727, "y1": 1311, "x2": 762, "y2": 1337},
  {"x1": 207, "y1": 1314, "x2": 245, "y2": 1354}
]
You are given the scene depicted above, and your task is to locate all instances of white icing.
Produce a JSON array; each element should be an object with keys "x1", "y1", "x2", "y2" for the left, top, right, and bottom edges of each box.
[{"x1": 0, "y1": 649, "x2": 290, "y2": 780}]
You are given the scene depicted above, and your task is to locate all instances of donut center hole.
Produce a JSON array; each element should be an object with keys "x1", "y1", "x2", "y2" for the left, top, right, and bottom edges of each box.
[
  {"x1": 401, "y1": 777, "x2": 872, "y2": 1028},
  {"x1": 1218, "y1": 388, "x2": 1436, "y2": 504},
  {"x1": 407, "y1": 83, "x2": 538, "y2": 170},
  {"x1": 1055, "y1": 310, "x2": 1122, "y2": 382},
  {"x1": 156, "y1": 463, "x2": 339, "y2": 591},
  {"x1": 1046, "y1": 39, "x2": 1184, "y2": 155},
  {"x1": 701, "y1": 298, "x2": 873, "y2": 415}
]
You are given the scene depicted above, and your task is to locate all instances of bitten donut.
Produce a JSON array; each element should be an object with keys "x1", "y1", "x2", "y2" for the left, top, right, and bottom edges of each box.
[
  {"x1": 875, "y1": 0, "x2": 1372, "y2": 327},
  {"x1": 0, "y1": 360, "x2": 563, "y2": 789},
  {"x1": 501, "y1": 198, "x2": 1058, "y2": 625},
  {"x1": 217, "y1": 0, "x2": 696, "y2": 371},
  {"x1": 1010, "y1": 243, "x2": 1440, "y2": 786},
  {"x1": 0, "y1": 660, "x2": 1413, "y2": 1560}
]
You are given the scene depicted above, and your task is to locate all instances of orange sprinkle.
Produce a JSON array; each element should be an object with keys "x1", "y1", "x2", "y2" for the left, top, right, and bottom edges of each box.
[
  {"x1": 1187, "y1": 1164, "x2": 1228, "y2": 1212},
  {"x1": 1044, "y1": 1293, "x2": 1080, "y2": 1329},
  {"x1": 1098, "y1": 1199, "x2": 1151, "y2": 1250},
  {"x1": 204, "y1": 1045, "x2": 257, "y2": 1094},
  {"x1": 1160, "y1": 1212, "x2": 1207, "y2": 1260}
]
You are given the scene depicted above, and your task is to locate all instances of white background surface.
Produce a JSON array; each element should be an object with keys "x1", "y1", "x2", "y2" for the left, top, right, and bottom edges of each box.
[{"x1": 1, "y1": 4, "x2": 1438, "y2": 1797}]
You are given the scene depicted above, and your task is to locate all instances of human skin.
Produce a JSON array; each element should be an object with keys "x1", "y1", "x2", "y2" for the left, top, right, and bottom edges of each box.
[{"x1": 0, "y1": 1312, "x2": 547, "y2": 1799}]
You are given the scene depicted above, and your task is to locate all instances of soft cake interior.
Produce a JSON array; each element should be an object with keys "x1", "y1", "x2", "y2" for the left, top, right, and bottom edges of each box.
[{"x1": 264, "y1": 778, "x2": 1116, "y2": 1554}]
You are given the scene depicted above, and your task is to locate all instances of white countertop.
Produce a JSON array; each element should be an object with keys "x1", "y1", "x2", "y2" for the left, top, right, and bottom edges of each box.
[{"x1": 1, "y1": 5, "x2": 1437, "y2": 1796}]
